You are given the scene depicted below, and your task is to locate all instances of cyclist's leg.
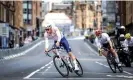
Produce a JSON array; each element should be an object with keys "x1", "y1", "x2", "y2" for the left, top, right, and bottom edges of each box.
[
  {"x1": 60, "y1": 37, "x2": 79, "y2": 70},
  {"x1": 101, "y1": 44, "x2": 108, "y2": 57},
  {"x1": 101, "y1": 49, "x2": 107, "y2": 57},
  {"x1": 109, "y1": 43, "x2": 120, "y2": 64}
]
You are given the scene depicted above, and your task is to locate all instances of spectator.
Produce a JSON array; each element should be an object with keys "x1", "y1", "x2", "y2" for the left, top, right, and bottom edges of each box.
[{"x1": 24, "y1": 35, "x2": 32, "y2": 45}]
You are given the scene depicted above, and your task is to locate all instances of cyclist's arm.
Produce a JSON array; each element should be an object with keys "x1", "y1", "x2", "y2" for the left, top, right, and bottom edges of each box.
[
  {"x1": 44, "y1": 32, "x2": 49, "y2": 50},
  {"x1": 55, "y1": 27, "x2": 61, "y2": 42},
  {"x1": 123, "y1": 40, "x2": 128, "y2": 48},
  {"x1": 95, "y1": 37, "x2": 102, "y2": 50}
]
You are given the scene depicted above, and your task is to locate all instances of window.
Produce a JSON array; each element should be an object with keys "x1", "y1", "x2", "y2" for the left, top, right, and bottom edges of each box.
[
  {"x1": 23, "y1": 3, "x2": 27, "y2": 8},
  {"x1": 28, "y1": 14, "x2": 31, "y2": 19},
  {"x1": 28, "y1": 1, "x2": 32, "y2": 4},
  {"x1": 40, "y1": 3, "x2": 42, "y2": 7},
  {"x1": 28, "y1": 19, "x2": 31, "y2": 24},
  {"x1": 23, "y1": 1, "x2": 27, "y2": 3},
  {"x1": 4, "y1": 8, "x2": 6, "y2": 22},
  {"x1": 28, "y1": 9, "x2": 32, "y2": 14},
  {"x1": 9, "y1": 12, "x2": 13, "y2": 25},
  {"x1": 23, "y1": 14, "x2": 27, "y2": 19},
  {"x1": 24, "y1": 19, "x2": 27, "y2": 23},
  {"x1": 23, "y1": 9, "x2": 27, "y2": 13},
  {"x1": 28, "y1": 4, "x2": 32, "y2": 9},
  {"x1": 1, "y1": 6, "x2": 4, "y2": 21},
  {"x1": 6, "y1": 9, "x2": 9, "y2": 23}
]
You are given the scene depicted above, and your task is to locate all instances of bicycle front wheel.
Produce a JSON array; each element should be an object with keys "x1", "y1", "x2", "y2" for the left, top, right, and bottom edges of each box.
[
  {"x1": 53, "y1": 55, "x2": 69, "y2": 77},
  {"x1": 107, "y1": 53, "x2": 116, "y2": 73}
]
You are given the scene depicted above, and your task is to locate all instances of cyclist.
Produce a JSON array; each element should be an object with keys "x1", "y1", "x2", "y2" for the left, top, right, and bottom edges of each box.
[
  {"x1": 43, "y1": 21, "x2": 79, "y2": 71},
  {"x1": 124, "y1": 33, "x2": 133, "y2": 51},
  {"x1": 94, "y1": 29, "x2": 121, "y2": 66}
]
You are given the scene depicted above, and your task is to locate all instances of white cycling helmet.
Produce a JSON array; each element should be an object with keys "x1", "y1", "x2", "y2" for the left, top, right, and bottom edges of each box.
[
  {"x1": 120, "y1": 34, "x2": 125, "y2": 37},
  {"x1": 120, "y1": 26, "x2": 125, "y2": 29},
  {"x1": 45, "y1": 23, "x2": 52, "y2": 29},
  {"x1": 44, "y1": 21, "x2": 56, "y2": 29}
]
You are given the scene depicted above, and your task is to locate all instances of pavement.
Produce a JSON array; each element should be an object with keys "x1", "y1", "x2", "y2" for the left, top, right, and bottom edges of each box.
[{"x1": 0, "y1": 36, "x2": 133, "y2": 80}]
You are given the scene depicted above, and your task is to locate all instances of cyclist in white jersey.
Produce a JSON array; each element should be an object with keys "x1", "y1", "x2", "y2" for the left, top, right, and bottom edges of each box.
[
  {"x1": 95, "y1": 29, "x2": 121, "y2": 66},
  {"x1": 43, "y1": 21, "x2": 79, "y2": 71},
  {"x1": 124, "y1": 33, "x2": 133, "y2": 51}
]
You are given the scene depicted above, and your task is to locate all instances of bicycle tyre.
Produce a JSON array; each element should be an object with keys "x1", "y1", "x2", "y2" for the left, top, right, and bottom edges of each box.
[
  {"x1": 75, "y1": 58, "x2": 83, "y2": 76},
  {"x1": 107, "y1": 53, "x2": 116, "y2": 73},
  {"x1": 124, "y1": 56, "x2": 131, "y2": 67},
  {"x1": 53, "y1": 55, "x2": 69, "y2": 77},
  {"x1": 70, "y1": 58, "x2": 83, "y2": 77}
]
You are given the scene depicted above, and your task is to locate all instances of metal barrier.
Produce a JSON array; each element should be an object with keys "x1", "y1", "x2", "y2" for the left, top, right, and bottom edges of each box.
[{"x1": 0, "y1": 38, "x2": 43, "y2": 59}]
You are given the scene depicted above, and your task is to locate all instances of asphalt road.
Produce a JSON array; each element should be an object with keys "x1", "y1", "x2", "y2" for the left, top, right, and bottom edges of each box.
[{"x1": 0, "y1": 36, "x2": 133, "y2": 80}]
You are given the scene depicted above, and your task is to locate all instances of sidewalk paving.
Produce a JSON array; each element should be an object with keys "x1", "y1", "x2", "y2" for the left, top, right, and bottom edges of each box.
[{"x1": 0, "y1": 38, "x2": 43, "y2": 60}]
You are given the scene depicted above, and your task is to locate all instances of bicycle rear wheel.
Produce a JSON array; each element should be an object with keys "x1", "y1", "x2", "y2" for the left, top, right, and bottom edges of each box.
[
  {"x1": 70, "y1": 58, "x2": 83, "y2": 76},
  {"x1": 53, "y1": 55, "x2": 69, "y2": 77},
  {"x1": 107, "y1": 53, "x2": 116, "y2": 73},
  {"x1": 117, "y1": 64, "x2": 123, "y2": 73}
]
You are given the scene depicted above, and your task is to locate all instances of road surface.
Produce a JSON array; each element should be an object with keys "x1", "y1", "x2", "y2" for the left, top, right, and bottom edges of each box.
[{"x1": 0, "y1": 36, "x2": 133, "y2": 80}]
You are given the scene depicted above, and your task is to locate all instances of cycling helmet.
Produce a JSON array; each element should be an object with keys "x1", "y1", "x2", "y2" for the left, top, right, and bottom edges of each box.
[
  {"x1": 120, "y1": 26, "x2": 125, "y2": 29},
  {"x1": 95, "y1": 29, "x2": 102, "y2": 36},
  {"x1": 125, "y1": 33, "x2": 131, "y2": 39},
  {"x1": 44, "y1": 23, "x2": 52, "y2": 29}
]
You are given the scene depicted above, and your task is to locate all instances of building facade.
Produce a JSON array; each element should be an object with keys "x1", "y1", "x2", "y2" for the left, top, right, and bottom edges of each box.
[
  {"x1": 0, "y1": 1, "x2": 41, "y2": 48},
  {"x1": 0, "y1": 1, "x2": 23, "y2": 48},
  {"x1": 116, "y1": 1, "x2": 126, "y2": 28},
  {"x1": 106, "y1": 1, "x2": 116, "y2": 29},
  {"x1": 102, "y1": 1, "x2": 107, "y2": 28},
  {"x1": 23, "y1": 1, "x2": 41, "y2": 37},
  {"x1": 116, "y1": 1, "x2": 133, "y2": 34},
  {"x1": 74, "y1": 1, "x2": 95, "y2": 30},
  {"x1": 95, "y1": 0, "x2": 102, "y2": 30}
]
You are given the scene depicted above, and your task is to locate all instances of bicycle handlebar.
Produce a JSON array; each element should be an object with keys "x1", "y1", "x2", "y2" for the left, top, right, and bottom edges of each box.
[{"x1": 45, "y1": 46, "x2": 62, "y2": 57}]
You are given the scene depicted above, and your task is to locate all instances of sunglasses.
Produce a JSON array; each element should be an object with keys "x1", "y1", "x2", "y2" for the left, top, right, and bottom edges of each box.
[{"x1": 45, "y1": 29, "x2": 50, "y2": 31}]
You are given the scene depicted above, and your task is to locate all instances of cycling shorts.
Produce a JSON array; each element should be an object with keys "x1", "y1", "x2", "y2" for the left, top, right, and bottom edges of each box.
[
  {"x1": 54, "y1": 37, "x2": 71, "y2": 53},
  {"x1": 102, "y1": 42, "x2": 111, "y2": 49}
]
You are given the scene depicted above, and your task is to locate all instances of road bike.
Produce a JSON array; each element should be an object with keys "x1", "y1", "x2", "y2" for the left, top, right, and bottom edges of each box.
[
  {"x1": 102, "y1": 47, "x2": 123, "y2": 73},
  {"x1": 45, "y1": 46, "x2": 83, "y2": 77}
]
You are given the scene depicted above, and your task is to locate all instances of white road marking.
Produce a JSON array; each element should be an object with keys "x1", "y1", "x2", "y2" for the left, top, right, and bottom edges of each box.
[
  {"x1": 123, "y1": 71, "x2": 133, "y2": 75},
  {"x1": 3, "y1": 41, "x2": 44, "y2": 60},
  {"x1": 37, "y1": 72, "x2": 115, "y2": 74},
  {"x1": 23, "y1": 77, "x2": 122, "y2": 80},
  {"x1": 95, "y1": 61, "x2": 133, "y2": 75},
  {"x1": 107, "y1": 75, "x2": 133, "y2": 78},
  {"x1": 95, "y1": 61, "x2": 109, "y2": 68},
  {"x1": 79, "y1": 58, "x2": 106, "y2": 61},
  {"x1": 23, "y1": 61, "x2": 53, "y2": 79},
  {"x1": 84, "y1": 43, "x2": 98, "y2": 56}
]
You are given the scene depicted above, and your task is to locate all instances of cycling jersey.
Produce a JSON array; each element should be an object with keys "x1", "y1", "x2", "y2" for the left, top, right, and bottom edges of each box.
[
  {"x1": 124, "y1": 37, "x2": 133, "y2": 47},
  {"x1": 44, "y1": 26, "x2": 71, "y2": 53},
  {"x1": 95, "y1": 33, "x2": 111, "y2": 49},
  {"x1": 44, "y1": 26, "x2": 63, "y2": 48}
]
